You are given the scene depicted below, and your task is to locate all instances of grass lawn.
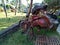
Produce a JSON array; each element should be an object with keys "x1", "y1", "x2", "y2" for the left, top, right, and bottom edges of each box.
[
  {"x1": 0, "y1": 12, "x2": 26, "y2": 32},
  {"x1": 0, "y1": 29, "x2": 34, "y2": 45}
]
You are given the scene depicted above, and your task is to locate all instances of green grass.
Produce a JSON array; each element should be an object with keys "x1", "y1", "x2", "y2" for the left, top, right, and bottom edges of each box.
[
  {"x1": 0, "y1": 12, "x2": 26, "y2": 32},
  {"x1": 0, "y1": 29, "x2": 34, "y2": 45},
  {"x1": 0, "y1": 16, "x2": 24, "y2": 31}
]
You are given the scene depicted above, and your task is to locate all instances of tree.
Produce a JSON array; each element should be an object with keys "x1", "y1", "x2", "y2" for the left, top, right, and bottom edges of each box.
[
  {"x1": 44, "y1": 0, "x2": 60, "y2": 13},
  {"x1": 44, "y1": 0, "x2": 60, "y2": 9},
  {"x1": 10, "y1": 0, "x2": 15, "y2": 5},
  {"x1": 15, "y1": 0, "x2": 18, "y2": 15},
  {"x1": 26, "y1": 0, "x2": 29, "y2": 6},
  {"x1": 2, "y1": 0, "x2": 7, "y2": 18},
  {"x1": 6, "y1": 0, "x2": 9, "y2": 3},
  {"x1": 18, "y1": 0, "x2": 21, "y2": 12}
]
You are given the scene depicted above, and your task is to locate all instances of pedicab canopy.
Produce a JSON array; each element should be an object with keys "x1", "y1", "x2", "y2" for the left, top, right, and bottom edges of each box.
[{"x1": 26, "y1": 0, "x2": 48, "y2": 18}]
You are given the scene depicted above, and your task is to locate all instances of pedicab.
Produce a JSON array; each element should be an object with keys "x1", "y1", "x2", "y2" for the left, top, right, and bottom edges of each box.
[{"x1": 19, "y1": 0, "x2": 59, "y2": 40}]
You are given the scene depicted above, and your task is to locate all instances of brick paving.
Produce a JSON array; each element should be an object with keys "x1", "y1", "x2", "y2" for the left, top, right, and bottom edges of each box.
[{"x1": 35, "y1": 35, "x2": 60, "y2": 45}]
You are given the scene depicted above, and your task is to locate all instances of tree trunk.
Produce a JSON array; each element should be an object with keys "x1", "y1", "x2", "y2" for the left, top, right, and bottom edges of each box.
[
  {"x1": 2, "y1": 0, "x2": 7, "y2": 18},
  {"x1": 15, "y1": 0, "x2": 18, "y2": 15},
  {"x1": 18, "y1": 0, "x2": 21, "y2": 12}
]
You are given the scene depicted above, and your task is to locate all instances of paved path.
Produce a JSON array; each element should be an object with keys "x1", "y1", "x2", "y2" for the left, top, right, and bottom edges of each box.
[{"x1": 35, "y1": 35, "x2": 60, "y2": 45}]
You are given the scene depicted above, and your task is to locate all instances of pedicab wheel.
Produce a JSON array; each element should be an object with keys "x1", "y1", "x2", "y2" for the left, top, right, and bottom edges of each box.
[
  {"x1": 19, "y1": 20, "x2": 24, "y2": 27},
  {"x1": 27, "y1": 26, "x2": 41, "y2": 41},
  {"x1": 19, "y1": 20, "x2": 28, "y2": 34},
  {"x1": 26, "y1": 27, "x2": 36, "y2": 41}
]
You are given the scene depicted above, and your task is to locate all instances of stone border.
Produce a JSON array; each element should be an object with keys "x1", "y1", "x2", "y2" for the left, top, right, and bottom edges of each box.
[{"x1": 0, "y1": 23, "x2": 20, "y2": 38}]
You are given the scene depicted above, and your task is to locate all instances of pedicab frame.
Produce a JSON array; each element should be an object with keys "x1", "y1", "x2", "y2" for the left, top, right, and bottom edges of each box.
[{"x1": 19, "y1": 0, "x2": 59, "y2": 40}]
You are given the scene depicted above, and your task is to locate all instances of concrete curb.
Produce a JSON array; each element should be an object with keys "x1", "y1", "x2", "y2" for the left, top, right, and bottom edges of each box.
[{"x1": 0, "y1": 23, "x2": 20, "y2": 38}]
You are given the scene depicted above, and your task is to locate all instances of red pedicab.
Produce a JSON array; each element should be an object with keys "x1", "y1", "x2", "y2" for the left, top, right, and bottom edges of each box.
[{"x1": 19, "y1": 0, "x2": 57, "y2": 40}]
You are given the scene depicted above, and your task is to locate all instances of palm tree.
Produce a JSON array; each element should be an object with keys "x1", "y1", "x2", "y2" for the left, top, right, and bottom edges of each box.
[{"x1": 2, "y1": 0, "x2": 7, "y2": 18}]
